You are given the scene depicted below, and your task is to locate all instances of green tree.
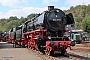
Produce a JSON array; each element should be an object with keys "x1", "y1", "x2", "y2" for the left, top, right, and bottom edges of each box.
[
  {"x1": 9, "y1": 16, "x2": 18, "y2": 20},
  {"x1": 0, "y1": 30, "x2": 2, "y2": 33},
  {"x1": 82, "y1": 16, "x2": 90, "y2": 36},
  {"x1": 0, "y1": 18, "x2": 6, "y2": 21},
  {"x1": 70, "y1": 6, "x2": 74, "y2": 11},
  {"x1": 27, "y1": 14, "x2": 36, "y2": 20},
  {"x1": 80, "y1": 9, "x2": 86, "y2": 17}
]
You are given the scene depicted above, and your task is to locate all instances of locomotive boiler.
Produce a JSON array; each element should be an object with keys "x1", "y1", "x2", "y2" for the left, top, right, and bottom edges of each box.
[{"x1": 26, "y1": 6, "x2": 74, "y2": 31}]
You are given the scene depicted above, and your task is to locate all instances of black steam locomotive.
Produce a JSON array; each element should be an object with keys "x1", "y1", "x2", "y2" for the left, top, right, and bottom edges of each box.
[{"x1": 6, "y1": 6, "x2": 75, "y2": 55}]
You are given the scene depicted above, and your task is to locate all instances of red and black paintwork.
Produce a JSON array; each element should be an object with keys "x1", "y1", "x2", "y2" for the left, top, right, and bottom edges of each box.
[
  {"x1": 20, "y1": 29, "x2": 74, "y2": 55},
  {"x1": 5, "y1": 6, "x2": 75, "y2": 55}
]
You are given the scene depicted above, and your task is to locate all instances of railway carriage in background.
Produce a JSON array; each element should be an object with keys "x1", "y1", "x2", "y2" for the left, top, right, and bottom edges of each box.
[
  {"x1": 0, "y1": 33, "x2": 3, "y2": 42},
  {"x1": 67, "y1": 30, "x2": 90, "y2": 44},
  {"x1": 5, "y1": 6, "x2": 75, "y2": 55},
  {"x1": 67, "y1": 30, "x2": 82, "y2": 44},
  {"x1": 0, "y1": 32, "x2": 7, "y2": 42}
]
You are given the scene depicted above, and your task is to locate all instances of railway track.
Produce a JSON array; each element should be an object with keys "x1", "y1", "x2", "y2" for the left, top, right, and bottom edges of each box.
[
  {"x1": 29, "y1": 48, "x2": 90, "y2": 60},
  {"x1": 0, "y1": 42, "x2": 90, "y2": 60}
]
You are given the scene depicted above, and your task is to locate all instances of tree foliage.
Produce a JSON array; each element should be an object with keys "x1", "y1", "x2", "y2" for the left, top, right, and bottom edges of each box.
[
  {"x1": 0, "y1": 14, "x2": 36, "y2": 32},
  {"x1": 27, "y1": 14, "x2": 36, "y2": 20},
  {"x1": 82, "y1": 16, "x2": 90, "y2": 36},
  {"x1": 82, "y1": 16, "x2": 90, "y2": 32},
  {"x1": 9, "y1": 16, "x2": 18, "y2": 20}
]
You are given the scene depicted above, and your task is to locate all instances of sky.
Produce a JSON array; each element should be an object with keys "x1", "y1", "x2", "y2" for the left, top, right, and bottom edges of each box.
[{"x1": 0, "y1": 0, "x2": 90, "y2": 19}]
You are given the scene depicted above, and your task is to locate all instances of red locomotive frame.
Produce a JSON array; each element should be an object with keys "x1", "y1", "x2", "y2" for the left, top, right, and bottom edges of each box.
[{"x1": 9, "y1": 29, "x2": 73, "y2": 55}]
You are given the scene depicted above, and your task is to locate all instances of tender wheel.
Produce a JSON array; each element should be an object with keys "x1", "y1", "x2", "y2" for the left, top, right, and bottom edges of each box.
[
  {"x1": 36, "y1": 43, "x2": 44, "y2": 52},
  {"x1": 76, "y1": 41, "x2": 81, "y2": 44},
  {"x1": 19, "y1": 44, "x2": 23, "y2": 48},
  {"x1": 13, "y1": 41, "x2": 17, "y2": 48},
  {"x1": 13, "y1": 43, "x2": 16, "y2": 48},
  {"x1": 22, "y1": 45, "x2": 25, "y2": 48},
  {"x1": 35, "y1": 44, "x2": 39, "y2": 51},
  {"x1": 61, "y1": 50, "x2": 65, "y2": 55},
  {"x1": 50, "y1": 51, "x2": 54, "y2": 56},
  {"x1": 14, "y1": 43, "x2": 17, "y2": 48},
  {"x1": 13, "y1": 43, "x2": 14, "y2": 47}
]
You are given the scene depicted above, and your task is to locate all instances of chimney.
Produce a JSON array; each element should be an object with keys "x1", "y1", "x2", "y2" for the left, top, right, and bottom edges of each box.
[{"x1": 48, "y1": 6, "x2": 54, "y2": 10}]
